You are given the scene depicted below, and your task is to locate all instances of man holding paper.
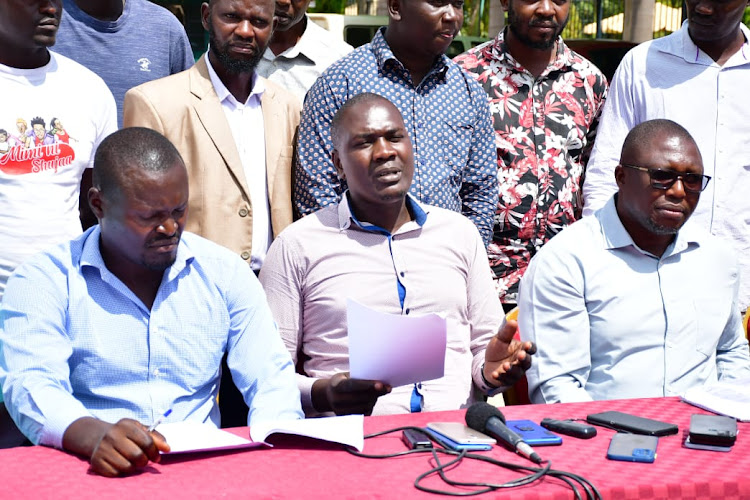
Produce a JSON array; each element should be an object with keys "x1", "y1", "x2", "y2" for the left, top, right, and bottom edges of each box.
[
  {"x1": 261, "y1": 93, "x2": 535, "y2": 416},
  {"x1": 0, "y1": 128, "x2": 303, "y2": 476}
]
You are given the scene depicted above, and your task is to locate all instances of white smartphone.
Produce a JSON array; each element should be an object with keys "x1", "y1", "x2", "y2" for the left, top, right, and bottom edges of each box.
[{"x1": 426, "y1": 422, "x2": 496, "y2": 445}]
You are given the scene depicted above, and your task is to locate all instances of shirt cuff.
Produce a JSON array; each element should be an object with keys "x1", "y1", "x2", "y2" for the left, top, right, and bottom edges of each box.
[
  {"x1": 38, "y1": 402, "x2": 92, "y2": 449},
  {"x1": 296, "y1": 373, "x2": 319, "y2": 415}
]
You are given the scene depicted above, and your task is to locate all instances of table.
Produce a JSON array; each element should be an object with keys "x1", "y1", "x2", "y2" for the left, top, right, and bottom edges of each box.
[{"x1": 2, "y1": 397, "x2": 749, "y2": 499}]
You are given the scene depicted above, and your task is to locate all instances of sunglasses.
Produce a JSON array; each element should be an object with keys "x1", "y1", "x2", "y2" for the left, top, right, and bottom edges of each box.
[{"x1": 620, "y1": 164, "x2": 711, "y2": 193}]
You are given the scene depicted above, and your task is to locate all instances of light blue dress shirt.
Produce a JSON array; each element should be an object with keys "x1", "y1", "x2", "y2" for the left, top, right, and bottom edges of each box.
[
  {"x1": 0, "y1": 227, "x2": 302, "y2": 448},
  {"x1": 519, "y1": 196, "x2": 750, "y2": 403},
  {"x1": 583, "y1": 22, "x2": 750, "y2": 311}
]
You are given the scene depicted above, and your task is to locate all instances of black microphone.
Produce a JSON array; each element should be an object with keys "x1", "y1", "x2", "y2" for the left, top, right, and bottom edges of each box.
[{"x1": 465, "y1": 402, "x2": 542, "y2": 464}]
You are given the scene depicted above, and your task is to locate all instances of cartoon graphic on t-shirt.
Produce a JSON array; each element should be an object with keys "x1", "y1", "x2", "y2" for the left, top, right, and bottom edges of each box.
[
  {"x1": 30, "y1": 117, "x2": 55, "y2": 147},
  {"x1": 0, "y1": 114, "x2": 76, "y2": 175},
  {"x1": 49, "y1": 117, "x2": 72, "y2": 144},
  {"x1": 10, "y1": 118, "x2": 31, "y2": 149},
  {"x1": 0, "y1": 129, "x2": 9, "y2": 154}
]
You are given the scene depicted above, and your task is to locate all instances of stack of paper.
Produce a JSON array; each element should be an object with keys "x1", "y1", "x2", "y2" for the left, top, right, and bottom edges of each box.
[{"x1": 681, "y1": 380, "x2": 750, "y2": 421}]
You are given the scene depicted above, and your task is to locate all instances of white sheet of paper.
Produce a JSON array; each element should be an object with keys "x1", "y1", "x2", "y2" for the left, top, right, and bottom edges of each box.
[
  {"x1": 681, "y1": 379, "x2": 750, "y2": 421},
  {"x1": 347, "y1": 299, "x2": 447, "y2": 387},
  {"x1": 250, "y1": 415, "x2": 364, "y2": 451},
  {"x1": 158, "y1": 421, "x2": 261, "y2": 454}
]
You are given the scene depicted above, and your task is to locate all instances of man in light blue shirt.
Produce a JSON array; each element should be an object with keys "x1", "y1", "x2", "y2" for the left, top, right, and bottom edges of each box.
[
  {"x1": 0, "y1": 128, "x2": 302, "y2": 476},
  {"x1": 583, "y1": 3, "x2": 750, "y2": 312},
  {"x1": 520, "y1": 119, "x2": 750, "y2": 403}
]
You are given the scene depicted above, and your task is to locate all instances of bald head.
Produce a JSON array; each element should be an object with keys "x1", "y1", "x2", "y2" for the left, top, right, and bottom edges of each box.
[
  {"x1": 620, "y1": 119, "x2": 700, "y2": 168},
  {"x1": 615, "y1": 119, "x2": 705, "y2": 257},
  {"x1": 93, "y1": 127, "x2": 186, "y2": 200}
]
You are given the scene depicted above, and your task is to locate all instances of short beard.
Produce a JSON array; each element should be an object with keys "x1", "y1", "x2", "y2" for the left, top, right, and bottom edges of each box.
[
  {"x1": 143, "y1": 254, "x2": 178, "y2": 272},
  {"x1": 208, "y1": 25, "x2": 262, "y2": 74},
  {"x1": 507, "y1": 3, "x2": 567, "y2": 51},
  {"x1": 645, "y1": 217, "x2": 682, "y2": 236}
]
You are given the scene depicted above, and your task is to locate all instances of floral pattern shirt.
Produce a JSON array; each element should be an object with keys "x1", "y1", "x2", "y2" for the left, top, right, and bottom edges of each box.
[{"x1": 454, "y1": 31, "x2": 608, "y2": 303}]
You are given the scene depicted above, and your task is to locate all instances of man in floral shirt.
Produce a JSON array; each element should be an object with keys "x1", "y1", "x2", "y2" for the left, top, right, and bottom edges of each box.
[{"x1": 455, "y1": 0, "x2": 607, "y2": 307}]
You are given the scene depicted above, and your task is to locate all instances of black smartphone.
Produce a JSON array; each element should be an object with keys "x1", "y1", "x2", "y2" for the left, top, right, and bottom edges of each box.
[
  {"x1": 586, "y1": 410, "x2": 678, "y2": 436},
  {"x1": 689, "y1": 414, "x2": 737, "y2": 447},
  {"x1": 402, "y1": 429, "x2": 433, "y2": 449}
]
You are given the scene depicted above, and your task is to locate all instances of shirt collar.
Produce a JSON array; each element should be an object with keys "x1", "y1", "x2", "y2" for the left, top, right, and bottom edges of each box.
[
  {"x1": 337, "y1": 191, "x2": 429, "y2": 233},
  {"x1": 488, "y1": 28, "x2": 571, "y2": 74},
  {"x1": 670, "y1": 21, "x2": 750, "y2": 65},
  {"x1": 80, "y1": 226, "x2": 195, "y2": 284},
  {"x1": 370, "y1": 27, "x2": 450, "y2": 80},
  {"x1": 204, "y1": 53, "x2": 265, "y2": 107},
  {"x1": 262, "y1": 16, "x2": 326, "y2": 64},
  {"x1": 598, "y1": 194, "x2": 699, "y2": 257}
]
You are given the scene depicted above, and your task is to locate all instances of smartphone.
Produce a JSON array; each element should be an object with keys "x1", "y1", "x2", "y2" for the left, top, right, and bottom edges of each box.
[
  {"x1": 606, "y1": 433, "x2": 658, "y2": 463},
  {"x1": 402, "y1": 429, "x2": 433, "y2": 450},
  {"x1": 587, "y1": 411, "x2": 678, "y2": 436},
  {"x1": 689, "y1": 414, "x2": 737, "y2": 447},
  {"x1": 683, "y1": 436, "x2": 733, "y2": 452},
  {"x1": 506, "y1": 419, "x2": 562, "y2": 446},
  {"x1": 426, "y1": 422, "x2": 495, "y2": 451}
]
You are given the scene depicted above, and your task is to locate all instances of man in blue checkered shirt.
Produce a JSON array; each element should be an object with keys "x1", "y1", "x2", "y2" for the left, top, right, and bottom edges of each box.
[{"x1": 294, "y1": 0, "x2": 498, "y2": 246}]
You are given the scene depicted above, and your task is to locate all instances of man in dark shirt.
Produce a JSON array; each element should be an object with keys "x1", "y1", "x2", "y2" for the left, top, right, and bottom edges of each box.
[{"x1": 295, "y1": 0, "x2": 498, "y2": 246}]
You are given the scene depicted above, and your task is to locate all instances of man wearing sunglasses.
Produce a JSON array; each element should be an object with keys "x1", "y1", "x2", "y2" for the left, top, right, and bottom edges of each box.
[
  {"x1": 518, "y1": 119, "x2": 750, "y2": 403},
  {"x1": 583, "y1": 0, "x2": 750, "y2": 314}
]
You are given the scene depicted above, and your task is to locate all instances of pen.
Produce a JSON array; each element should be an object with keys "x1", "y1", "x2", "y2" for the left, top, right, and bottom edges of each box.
[{"x1": 148, "y1": 408, "x2": 172, "y2": 432}]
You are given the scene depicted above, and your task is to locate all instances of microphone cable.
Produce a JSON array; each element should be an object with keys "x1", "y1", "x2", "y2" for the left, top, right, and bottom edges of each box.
[{"x1": 345, "y1": 425, "x2": 602, "y2": 499}]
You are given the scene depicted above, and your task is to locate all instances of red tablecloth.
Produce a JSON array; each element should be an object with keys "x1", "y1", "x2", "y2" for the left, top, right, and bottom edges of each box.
[{"x1": 2, "y1": 397, "x2": 749, "y2": 499}]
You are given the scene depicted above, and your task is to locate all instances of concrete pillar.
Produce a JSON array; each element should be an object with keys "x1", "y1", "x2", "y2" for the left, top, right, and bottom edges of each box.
[
  {"x1": 488, "y1": 0, "x2": 505, "y2": 37},
  {"x1": 374, "y1": 0, "x2": 388, "y2": 16},
  {"x1": 623, "y1": 0, "x2": 655, "y2": 43}
]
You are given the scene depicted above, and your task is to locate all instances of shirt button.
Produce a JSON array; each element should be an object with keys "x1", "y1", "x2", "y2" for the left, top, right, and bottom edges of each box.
[
  {"x1": 241, "y1": 251, "x2": 250, "y2": 260},
  {"x1": 400, "y1": 271, "x2": 405, "y2": 277},
  {"x1": 239, "y1": 207, "x2": 249, "y2": 217},
  {"x1": 405, "y1": 308, "x2": 411, "y2": 314},
  {"x1": 153, "y1": 368, "x2": 160, "y2": 376}
]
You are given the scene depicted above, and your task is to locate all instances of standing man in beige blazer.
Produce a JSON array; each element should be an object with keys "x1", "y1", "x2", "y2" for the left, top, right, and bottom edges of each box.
[
  {"x1": 123, "y1": 0, "x2": 299, "y2": 427},
  {"x1": 123, "y1": 0, "x2": 298, "y2": 272}
]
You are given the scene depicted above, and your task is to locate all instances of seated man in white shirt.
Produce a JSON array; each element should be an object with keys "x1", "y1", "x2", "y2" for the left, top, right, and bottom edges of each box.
[
  {"x1": 520, "y1": 119, "x2": 750, "y2": 403},
  {"x1": 260, "y1": 93, "x2": 535, "y2": 416}
]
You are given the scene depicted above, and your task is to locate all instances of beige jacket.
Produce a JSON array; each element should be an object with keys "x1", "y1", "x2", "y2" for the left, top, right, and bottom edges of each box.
[{"x1": 123, "y1": 56, "x2": 299, "y2": 262}]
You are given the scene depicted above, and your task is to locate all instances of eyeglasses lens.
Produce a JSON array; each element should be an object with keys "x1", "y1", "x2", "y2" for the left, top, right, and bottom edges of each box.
[{"x1": 649, "y1": 170, "x2": 705, "y2": 192}]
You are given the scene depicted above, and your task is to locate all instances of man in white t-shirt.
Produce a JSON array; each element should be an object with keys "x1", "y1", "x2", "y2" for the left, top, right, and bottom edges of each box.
[
  {"x1": 0, "y1": 0, "x2": 116, "y2": 446},
  {"x1": 0, "y1": 0, "x2": 116, "y2": 297}
]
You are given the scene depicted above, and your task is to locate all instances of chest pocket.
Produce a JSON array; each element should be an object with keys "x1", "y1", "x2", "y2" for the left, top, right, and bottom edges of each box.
[{"x1": 442, "y1": 120, "x2": 473, "y2": 172}]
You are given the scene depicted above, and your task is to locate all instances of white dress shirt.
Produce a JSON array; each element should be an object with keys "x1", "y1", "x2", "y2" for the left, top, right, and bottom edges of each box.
[
  {"x1": 257, "y1": 17, "x2": 352, "y2": 104},
  {"x1": 582, "y1": 22, "x2": 750, "y2": 310},
  {"x1": 520, "y1": 196, "x2": 750, "y2": 404},
  {"x1": 205, "y1": 56, "x2": 271, "y2": 270}
]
